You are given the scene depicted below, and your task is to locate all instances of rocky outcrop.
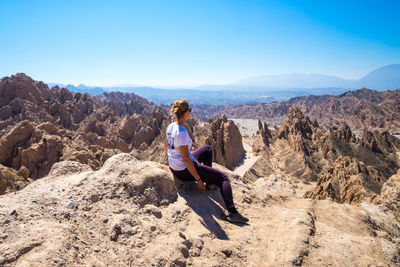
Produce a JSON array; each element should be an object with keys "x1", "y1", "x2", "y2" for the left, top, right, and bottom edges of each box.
[
  {"x1": 0, "y1": 154, "x2": 399, "y2": 266},
  {"x1": 330, "y1": 123, "x2": 355, "y2": 143},
  {"x1": 375, "y1": 170, "x2": 400, "y2": 215},
  {"x1": 95, "y1": 91, "x2": 158, "y2": 117},
  {"x1": 0, "y1": 120, "x2": 90, "y2": 182},
  {"x1": 192, "y1": 88, "x2": 400, "y2": 132},
  {"x1": 245, "y1": 106, "x2": 400, "y2": 205},
  {"x1": 305, "y1": 156, "x2": 383, "y2": 204},
  {"x1": 0, "y1": 74, "x2": 168, "y2": 194},
  {"x1": 0, "y1": 164, "x2": 30, "y2": 194},
  {"x1": 252, "y1": 120, "x2": 272, "y2": 154},
  {"x1": 205, "y1": 114, "x2": 245, "y2": 169},
  {"x1": 119, "y1": 113, "x2": 163, "y2": 149},
  {"x1": 0, "y1": 73, "x2": 50, "y2": 107},
  {"x1": 0, "y1": 120, "x2": 35, "y2": 166},
  {"x1": 278, "y1": 106, "x2": 314, "y2": 156},
  {"x1": 360, "y1": 129, "x2": 400, "y2": 154}
]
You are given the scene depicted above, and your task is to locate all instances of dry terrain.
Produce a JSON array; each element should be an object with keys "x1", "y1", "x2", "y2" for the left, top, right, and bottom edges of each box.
[
  {"x1": 1, "y1": 74, "x2": 400, "y2": 266},
  {"x1": 1, "y1": 153, "x2": 400, "y2": 266}
]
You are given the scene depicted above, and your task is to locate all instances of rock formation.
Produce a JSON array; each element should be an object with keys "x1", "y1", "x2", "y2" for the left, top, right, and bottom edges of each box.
[
  {"x1": 305, "y1": 156, "x2": 383, "y2": 203},
  {"x1": 1, "y1": 73, "x2": 400, "y2": 265},
  {"x1": 329, "y1": 123, "x2": 356, "y2": 143},
  {"x1": 205, "y1": 114, "x2": 245, "y2": 170},
  {"x1": 360, "y1": 128, "x2": 400, "y2": 154},
  {"x1": 244, "y1": 106, "x2": 400, "y2": 205},
  {"x1": 278, "y1": 106, "x2": 314, "y2": 156},
  {"x1": 0, "y1": 73, "x2": 167, "y2": 194},
  {"x1": 252, "y1": 120, "x2": 272, "y2": 154},
  {"x1": 375, "y1": 169, "x2": 400, "y2": 215},
  {"x1": 0, "y1": 153, "x2": 399, "y2": 266},
  {"x1": 192, "y1": 88, "x2": 400, "y2": 132}
]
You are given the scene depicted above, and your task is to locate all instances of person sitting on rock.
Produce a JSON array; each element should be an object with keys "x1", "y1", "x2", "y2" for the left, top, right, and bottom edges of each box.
[{"x1": 164, "y1": 99, "x2": 249, "y2": 224}]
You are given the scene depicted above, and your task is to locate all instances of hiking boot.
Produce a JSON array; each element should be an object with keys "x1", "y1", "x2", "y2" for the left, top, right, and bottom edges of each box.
[{"x1": 227, "y1": 212, "x2": 249, "y2": 224}]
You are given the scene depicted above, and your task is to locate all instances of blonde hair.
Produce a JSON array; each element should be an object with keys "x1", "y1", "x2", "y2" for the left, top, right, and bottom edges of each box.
[{"x1": 170, "y1": 99, "x2": 190, "y2": 118}]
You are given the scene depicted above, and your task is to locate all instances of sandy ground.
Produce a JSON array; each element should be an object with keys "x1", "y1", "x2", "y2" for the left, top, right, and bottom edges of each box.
[
  {"x1": 231, "y1": 118, "x2": 283, "y2": 137},
  {"x1": 233, "y1": 138, "x2": 262, "y2": 177}
]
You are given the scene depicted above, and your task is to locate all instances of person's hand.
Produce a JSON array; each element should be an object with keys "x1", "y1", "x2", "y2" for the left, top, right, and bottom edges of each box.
[{"x1": 197, "y1": 180, "x2": 206, "y2": 192}]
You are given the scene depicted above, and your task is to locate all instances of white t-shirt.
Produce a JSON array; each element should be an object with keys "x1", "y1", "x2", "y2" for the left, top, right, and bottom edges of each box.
[{"x1": 166, "y1": 122, "x2": 194, "y2": 171}]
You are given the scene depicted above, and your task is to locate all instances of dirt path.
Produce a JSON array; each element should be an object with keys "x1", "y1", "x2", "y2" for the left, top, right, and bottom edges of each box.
[{"x1": 233, "y1": 138, "x2": 262, "y2": 177}]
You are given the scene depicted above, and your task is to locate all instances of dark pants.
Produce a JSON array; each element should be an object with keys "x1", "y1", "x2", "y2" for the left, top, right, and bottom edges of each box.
[{"x1": 170, "y1": 145, "x2": 236, "y2": 211}]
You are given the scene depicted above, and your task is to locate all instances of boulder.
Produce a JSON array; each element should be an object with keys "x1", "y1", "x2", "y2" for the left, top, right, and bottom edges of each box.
[
  {"x1": 205, "y1": 114, "x2": 245, "y2": 170},
  {"x1": 0, "y1": 120, "x2": 35, "y2": 165}
]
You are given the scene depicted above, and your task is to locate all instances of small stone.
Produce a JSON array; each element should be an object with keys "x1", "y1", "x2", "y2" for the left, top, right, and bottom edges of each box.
[
  {"x1": 182, "y1": 239, "x2": 192, "y2": 249},
  {"x1": 160, "y1": 199, "x2": 169, "y2": 206},
  {"x1": 66, "y1": 202, "x2": 74, "y2": 209},
  {"x1": 179, "y1": 232, "x2": 186, "y2": 240},
  {"x1": 179, "y1": 246, "x2": 189, "y2": 258},
  {"x1": 31, "y1": 199, "x2": 39, "y2": 203},
  {"x1": 103, "y1": 218, "x2": 109, "y2": 223},
  {"x1": 221, "y1": 249, "x2": 232, "y2": 258},
  {"x1": 0, "y1": 238, "x2": 3, "y2": 243},
  {"x1": 144, "y1": 204, "x2": 162, "y2": 218},
  {"x1": 10, "y1": 210, "x2": 17, "y2": 216},
  {"x1": 90, "y1": 195, "x2": 100, "y2": 203},
  {"x1": 110, "y1": 224, "x2": 121, "y2": 241},
  {"x1": 192, "y1": 237, "x2": 204, "y2": 250}
]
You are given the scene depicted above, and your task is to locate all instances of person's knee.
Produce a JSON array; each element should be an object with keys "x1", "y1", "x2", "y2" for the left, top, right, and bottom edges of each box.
[{"x1": 221, "y1": 173, "x2": 230, "y2": 182}]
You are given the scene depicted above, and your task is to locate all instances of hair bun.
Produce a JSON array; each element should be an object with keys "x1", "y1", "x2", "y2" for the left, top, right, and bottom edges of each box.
[{"x1": 170, "y1": 100, "x2": 190, "y2": 116}]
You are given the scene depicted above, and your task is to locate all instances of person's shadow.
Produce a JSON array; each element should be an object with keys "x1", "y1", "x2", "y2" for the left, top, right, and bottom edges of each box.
[{"x1": 174, "y1": 177, "x2": 230, "y2": 240}]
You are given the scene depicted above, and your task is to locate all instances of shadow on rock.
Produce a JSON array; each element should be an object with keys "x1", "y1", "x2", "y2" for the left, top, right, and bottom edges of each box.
[{"x1": 175, "y1": 177, "x2": 230, "y2": 240}]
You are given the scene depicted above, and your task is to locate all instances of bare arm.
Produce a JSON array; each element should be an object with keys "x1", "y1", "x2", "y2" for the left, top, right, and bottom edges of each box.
[
  {"x1": 179, "y1": 145, "x2": 206, "y2": 191},
  {"x1": 164, "y1": 136, "x2": 168, "y2": 154}
]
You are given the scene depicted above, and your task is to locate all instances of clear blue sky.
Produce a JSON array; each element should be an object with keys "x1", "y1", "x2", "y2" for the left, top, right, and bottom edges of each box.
[{"x1": 1, "y1": 0, "x2": 399, "y2": 86}]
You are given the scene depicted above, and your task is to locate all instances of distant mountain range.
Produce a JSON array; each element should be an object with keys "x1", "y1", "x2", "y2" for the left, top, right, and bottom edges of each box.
[
  {"x1": 47, "y1": 64, "x2": 400, "y2": 105},
  {"x1": 198, "y1": 64, "x2": 400, "y2": 90}
]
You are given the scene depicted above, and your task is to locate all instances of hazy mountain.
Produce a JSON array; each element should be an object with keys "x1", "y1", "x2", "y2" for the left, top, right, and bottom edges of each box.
[
  {"x1": 47, "y1": 83, "x2": 106, "y2": 95},
  {"x1": 47, "y1": 64, "x2": 400, "y2": 104},
  {"x1": 198, "y1": 64, "x2": 400, "y2": 91},
  {"x1": 232, "y1": 73, "x2": 357, "y2": 89},
  {"x1": 358, "y1": 64, "x2": 400, "y2": 90}
]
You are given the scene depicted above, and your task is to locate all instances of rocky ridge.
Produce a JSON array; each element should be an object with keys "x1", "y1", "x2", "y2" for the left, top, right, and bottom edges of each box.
[
  {"x1": 192, "y1": 88, "x2": 400, "y2": 132},
  {"x1": 244, "y1": 106, "x2": 400, "y2": 205},
  {"x1": 0, "y1": 74, "x2": 169, "y2": 194},
  {"x1": 252, "y1": 120, "x2": 272, "y2": 155},
  {"x1": 0, "y1": 74, "x2": 246, "y2": 194}
]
